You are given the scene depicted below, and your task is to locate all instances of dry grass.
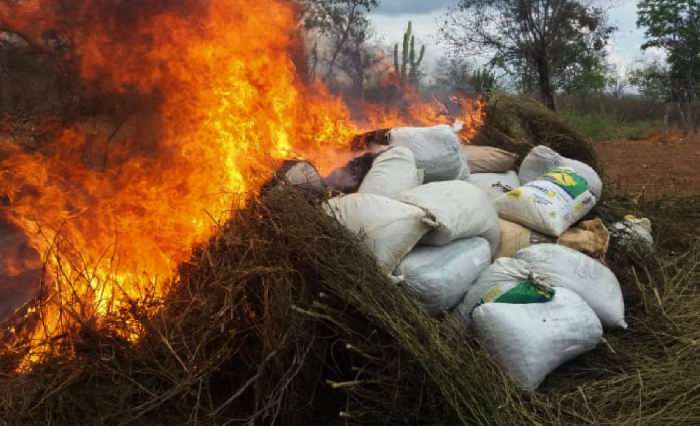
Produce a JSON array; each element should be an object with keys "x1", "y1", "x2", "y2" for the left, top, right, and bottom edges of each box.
[
  {"x1": 0, "y1": 95, "x2": 698, "y2": 425},
  {"x1": 2, "y1": 182, "x2": 697, "y2": 426},
  {"x1": 477, "y1": 94, "x2": 601, "y2": 174},
  {"x1": 0, "y1": 183, "x2": 523, "y2": 426},
  {"x1": 531, "y1": 239, "x2": 700, "y2": 425}
]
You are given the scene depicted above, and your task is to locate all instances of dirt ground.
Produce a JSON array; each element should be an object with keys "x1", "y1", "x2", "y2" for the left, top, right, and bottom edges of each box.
[{"x1": 596, "y1": 128, "x2": 700, "y2": 198}]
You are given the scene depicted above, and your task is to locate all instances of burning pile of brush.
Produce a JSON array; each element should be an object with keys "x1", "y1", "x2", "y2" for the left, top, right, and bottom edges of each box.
[
  {"x1": 5, "y1": 1, "x2": 699, "y2": 425},
  {"x1": 0, "y1": 178, "x2": 528, "y2": 425},
  {"x1": 0, "y1": 0, "x2": 484, "y2": 360},
  {"x1": 0, "y1": 0, "x2": 500, "y2": 423}
]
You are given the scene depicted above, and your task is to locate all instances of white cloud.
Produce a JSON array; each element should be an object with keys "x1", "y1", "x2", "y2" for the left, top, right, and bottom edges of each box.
[
  {"x1": 375, "y1": 0, "x2": 458, "y2": 15},
  {"x1": 604, "y1": 0, "x2": 664, "y2": 69}
]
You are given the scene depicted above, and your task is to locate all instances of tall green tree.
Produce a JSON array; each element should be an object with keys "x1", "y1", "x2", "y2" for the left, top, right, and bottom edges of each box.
[
  {"x1": 629, "y1": 61, "x2": 672, "y2": 116},
  {"x1": 440, "y1": 0, "x2": 615, "y2": 111},
  {"x1": 637, "y1": 0, "x2": 700, "y2": 132}
]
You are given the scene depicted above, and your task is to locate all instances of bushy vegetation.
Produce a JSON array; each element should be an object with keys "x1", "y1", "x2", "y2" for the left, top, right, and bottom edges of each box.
[{"x1": 563, "y1": 111, "x2": 652, "y2": 141}]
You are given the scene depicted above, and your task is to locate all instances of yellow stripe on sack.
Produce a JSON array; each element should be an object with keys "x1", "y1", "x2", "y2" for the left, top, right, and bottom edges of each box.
[
  {"x1": 482, "y1": 286, "x2": 503, "y2": 303},
  {"x1": 506, "y1": 189, "x2": 522, "y2": 200}
]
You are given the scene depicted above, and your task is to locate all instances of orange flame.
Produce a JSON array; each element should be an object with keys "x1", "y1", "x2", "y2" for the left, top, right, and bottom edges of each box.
[{"x1": 0, "y1": 0, "x2": 483, "y2": 364}]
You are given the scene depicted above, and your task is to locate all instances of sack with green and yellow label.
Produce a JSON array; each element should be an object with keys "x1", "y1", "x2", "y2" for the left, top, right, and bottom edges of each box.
[
  {"x1": 453, "y1": 257, "x2": 555, "y2": 327},
  {"x1": 493, "y1": 166, "x2": 597, "y2": 237}
]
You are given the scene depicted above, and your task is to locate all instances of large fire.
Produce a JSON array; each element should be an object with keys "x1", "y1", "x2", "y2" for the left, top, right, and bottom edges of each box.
[{"x1": 0, "y1": 0, "x2": 482, "y2": 363}]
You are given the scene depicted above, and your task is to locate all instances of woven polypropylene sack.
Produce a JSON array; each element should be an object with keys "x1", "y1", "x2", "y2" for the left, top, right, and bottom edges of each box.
[
  {"x1": 493, "y1": 167, "x2": 596, "y2": 237},
  {"x1": 358, "y1": 146, "x2": 423, "y2": 198},
  {"x1": 395, "y1": 237, "x2": 491, "y2": 316},
  {"x1": 518, "y1": 145, "x2": 560, "y2": 184},
  {"x1": 324, "y1": 193, "x2": 438, "y2": 274},
  {"x1": 558, "y1": 218, "x2": 610, "y2": 262},
  {"x1": 453, "y1": 257, "x2": 533, "y2": 327},
  {"x1": 396, "y1": 181, "x2": 500, "y2": 250},
  {"x1": 516, "y1": 243, "x2": 626, "y2": 328},
  {"x1": 467, "y1": 171, "x2": 521, "y2": 201},
  {"x1": 388, "y1": 124, "x2": 469, "y2": 182},
  {"x1": 282, "y1": 160, "x2": 325, "y2": 195},
  {"x1": 494, "y1": 219, "x2": 554, "y2": 259},
  {"x1": 519, "y1": 145, "x2": 603, "y2": 199},
  {"x1": 463, "y1": 145, "x2": 519, "y2": 173},
  {"x1": 471, "y1": 287, "x2": 603, "y2": 390}
]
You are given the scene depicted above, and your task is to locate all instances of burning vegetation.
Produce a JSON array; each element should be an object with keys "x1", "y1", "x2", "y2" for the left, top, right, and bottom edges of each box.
[
  {"x1": 1, "y1": 1, "x2": 699, "y2": 426},
  {"x1": 0, "y1": 0, "x2": 481, "y2": 363}
]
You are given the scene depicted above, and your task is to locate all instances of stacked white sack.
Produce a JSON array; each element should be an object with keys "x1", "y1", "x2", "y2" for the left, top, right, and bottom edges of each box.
[
  {"x1": 394, "y1": 237, "x2": 491, "y2": 316},
  {"x1": 467, "y1": 171, "x2": 521, "y2": 201},
  {"x1": 452, "y1": 258, "x2": 603, "y2": 390},
  {"x1": 471, "y1": 287, "x2": 602, "y2": 390},
  {"x1": 323, "y1": 193, "x2": 438, "y2": 274},
  {"x1": 519, "y1": 145, "x2": 603, "y2": 199},
  {"x1": 358, "y1": 146, "x2": 424, "y2": 198},
  {"x1": 516, "y1": 244, "x2": 627, "y2": 328},
  {"x1": 493, "y1": 166, "x2": 596, "y2": 237},
  {"x1": 282, "y1": 160, "x2": 325, "y2": 196},
  {"x1": 396, "y1": 181, "x2": 500, "y2": 251},
  {"x1": 454, "y1": 257, "x2": 538, "y2": 326},
  {"x1": 388, "y1": 124, "x2": 469, "y2": 182}
]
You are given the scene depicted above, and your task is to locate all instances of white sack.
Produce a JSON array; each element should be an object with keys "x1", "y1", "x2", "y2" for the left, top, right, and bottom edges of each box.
[
  {"x1": 519, "y1": 145, "x2": 603, "y2": 199},
  {"x1": 471, "y1": 287, "x2": 603, "y2": 390},
  {"x1": 358, "y1": 146, "x2": 423, "y2": 197},
  {"x1": 453, "y1": 257, "x2": 535, "y2": 327},
  {"x1": 283, "y1": 161, "x2": 325, "y2": 195},
  {"x1": 518, "y1": 145, "x2": 559, "y2": 184},
  {"x1": 560, "y1": 158, "x2": 602, "y2": 199},
  {"x1": 610, "y1": 216, "x2": 654, "y2": 254},
  {"x1": 467, "y1": 171, "x2": 521, "y2": 201},
  {"x1": 395, "y1": 237, "x2": 491, "y2": 316},
  {"x1": 516, "y1": 243, "x2": 627, "y2": 328},
  {"x1": 388, "y1": 124, "x2": 469, "y2": 182},
  {"x1": 463, "y1": 145, "x2": 519, "y2": 173},
  {"x1": 324, "y1": 193, "x2": 438, "y2": 274},
  {"x1": 396, "y1": 181, "x2": 500, "y2": 250},
  {"x1": 493, "y1": 167, "x2": 596, "y2": 237}
]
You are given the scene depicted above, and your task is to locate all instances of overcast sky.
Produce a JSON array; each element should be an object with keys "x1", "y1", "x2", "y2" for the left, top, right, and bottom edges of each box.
[{"x1": 368, "y1": 0, "x2": 663, "y2": 78}]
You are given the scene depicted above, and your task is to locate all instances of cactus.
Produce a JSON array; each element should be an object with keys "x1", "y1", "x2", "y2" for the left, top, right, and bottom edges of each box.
[
  {"x1": 393, "y1": 21, "x2": 425, "y2": 88},
  {"x1": 471, "y1": 68, "x2": 500, "y2": 95}
]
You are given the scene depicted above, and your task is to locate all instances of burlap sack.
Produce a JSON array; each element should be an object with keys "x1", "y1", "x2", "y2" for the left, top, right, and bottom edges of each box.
[
  {"x1": 494, "y1": 219, "x2": 553, "y2": 259},
  {"x1": 558, "y1": 218, "x2": 610, "y2": 262},
  {"x1": 495, "y1": 218, "x2": 609, "y2": 261},
  {"x1": 462, "y1": 145, "x2": 519, "y2": 173}
]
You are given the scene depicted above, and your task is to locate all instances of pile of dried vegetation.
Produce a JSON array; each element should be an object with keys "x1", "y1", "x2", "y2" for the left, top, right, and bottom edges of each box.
[
  {"x1": 1, "y1": 95, "x2": 698, "y2": 426},
  {"x1": 0, "y1": 185, "x2": 526, "y2": 426},
  {"x1": 476, "y1": 94, "x2": 601, "y2": 173}
]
